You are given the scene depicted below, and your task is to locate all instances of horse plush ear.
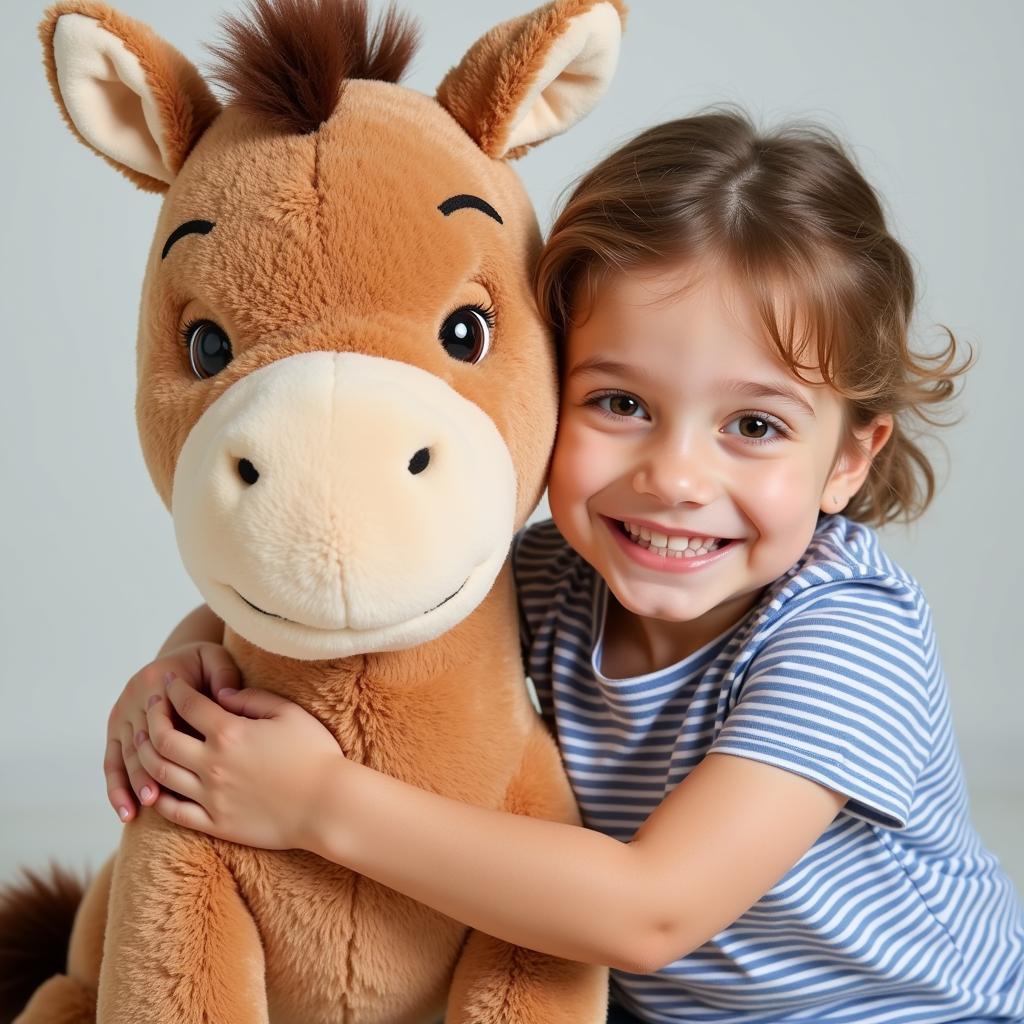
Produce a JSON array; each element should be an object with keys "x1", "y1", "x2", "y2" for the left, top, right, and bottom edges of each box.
[
  {"x1": 437, "y1": 0, "x2": 626, "y2": 160},
  {"x1": 39, "y1": 2, "x2": 220, "y2": 192}
]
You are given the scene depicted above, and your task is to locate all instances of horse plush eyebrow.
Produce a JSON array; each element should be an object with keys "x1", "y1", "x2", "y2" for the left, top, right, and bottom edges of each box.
[{"x1": 3, "y1": 0, "x2": 625, "y2": 1021}]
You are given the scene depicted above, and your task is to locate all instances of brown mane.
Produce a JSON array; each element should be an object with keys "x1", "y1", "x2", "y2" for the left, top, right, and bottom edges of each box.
[{"x1": 207, "y1": 0, "x2": 420, "y2": 135}]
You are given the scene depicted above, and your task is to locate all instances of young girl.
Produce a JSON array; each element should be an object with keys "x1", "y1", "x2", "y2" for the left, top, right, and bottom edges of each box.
[{"x1": 103, "y1": 111, "x2": 1024, "y2": 1023}]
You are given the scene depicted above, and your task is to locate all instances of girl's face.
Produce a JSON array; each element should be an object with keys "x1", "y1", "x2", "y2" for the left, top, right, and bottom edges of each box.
[{"x1": 548, "y1": 261, "x2": 890, "y2": 631}]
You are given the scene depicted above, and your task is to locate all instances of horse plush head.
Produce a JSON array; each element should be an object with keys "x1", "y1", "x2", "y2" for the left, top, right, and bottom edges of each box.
[{"x1": 40, "y1": 0, "x2": 625, "y2": 661}]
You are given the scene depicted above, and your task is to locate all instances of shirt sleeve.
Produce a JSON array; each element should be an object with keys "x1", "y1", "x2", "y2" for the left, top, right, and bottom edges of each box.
[{"x1": 710, "y1": 582, "x2": 934, "y2": 830}]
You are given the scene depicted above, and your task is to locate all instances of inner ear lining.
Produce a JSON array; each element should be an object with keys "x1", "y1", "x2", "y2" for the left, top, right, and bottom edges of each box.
[
  {"x1": 51, "y1": 13, "x2": 176, "y2": 184},
  {"x1": 99, "y1": 78, "x2": 164, "y2": 163},
  {"x1": 501, "y1": 3, "x2": 622, "y2": 154}
]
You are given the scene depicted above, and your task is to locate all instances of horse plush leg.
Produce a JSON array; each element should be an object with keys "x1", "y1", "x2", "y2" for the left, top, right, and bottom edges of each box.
[
  {"x1": 95, "y1": 812, "x2": 268, "y2": 1024},
  {"x1": 445, "y1": 931, "x2": 607, "y2": 1024},
  {"x1": 444, "y1": 727, "x2": 609, "y2": 1024},
  {"x1": 13, "y1": 974, "x2": 96, "y2": 1024}
]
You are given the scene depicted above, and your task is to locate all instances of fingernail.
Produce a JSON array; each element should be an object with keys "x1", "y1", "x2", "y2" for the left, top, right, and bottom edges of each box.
[
  {"x1": 164, "y1": 672, "x2": 174, "y2": 687},
  {"x1": 140, "y1": 786, "x2": 153, "y2": 801},
  {"x1": 118, "y1": 806, "x2": 129, "y2": 821},
  {"x1": 219, "y1": 688, "x2": 238, "y2": 698},
  {"x1": 135, "y1": 730, "x2": 147, "y2": 746},
  {"x1": 147, "y1": 694, "x2": 161, "y2": 708}
]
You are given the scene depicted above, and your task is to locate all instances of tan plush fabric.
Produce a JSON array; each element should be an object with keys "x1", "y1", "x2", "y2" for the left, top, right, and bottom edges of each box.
[
  {"x1": 437, "y1": 0, "x2": 627, "y2": 159},
  {"x1": 10, "y1": 2, "x2": 622, "y2": 1021}
]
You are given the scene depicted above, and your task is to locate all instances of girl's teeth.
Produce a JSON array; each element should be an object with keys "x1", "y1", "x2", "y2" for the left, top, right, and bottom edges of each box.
[{"x1": 621, "y1": 521, "x2": 724, "y2": 557}]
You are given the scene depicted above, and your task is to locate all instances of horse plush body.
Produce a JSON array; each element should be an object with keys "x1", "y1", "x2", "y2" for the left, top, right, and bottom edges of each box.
[{"x1": 6, "y1": 0, "x2": 625, "y2": 1020}]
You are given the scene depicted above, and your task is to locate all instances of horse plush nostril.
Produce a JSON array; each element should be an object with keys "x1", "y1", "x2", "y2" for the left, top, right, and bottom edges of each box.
[
  {"x1": 237, "y1": 458, "x2": 260, "y2": 485},
  {"x1": 408, "y1": 448, "x2": 430, "y2": 476}
]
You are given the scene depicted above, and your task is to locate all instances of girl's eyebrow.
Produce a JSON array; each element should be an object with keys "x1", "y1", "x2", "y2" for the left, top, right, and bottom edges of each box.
[
  {"x1": 722, "y1": 380, "x2": 816, "y2": 418},
  {"x1": 566, "y1": 357, "x2": 659, "y2": 384}
]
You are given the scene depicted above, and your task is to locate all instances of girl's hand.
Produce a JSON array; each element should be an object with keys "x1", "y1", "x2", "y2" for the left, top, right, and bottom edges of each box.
[
  {"x1": 135, "y1": 680, "x2": 344, "y2": 851},
  {"x1": 105, "y1": 641, "x2": 241, "y2": 823}
]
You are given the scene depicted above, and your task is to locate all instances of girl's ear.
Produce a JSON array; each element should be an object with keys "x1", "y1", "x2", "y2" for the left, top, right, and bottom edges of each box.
[
  {"x1": 437, "y1": 0, "x2": 626, "y2": 161},
  {"x1": 39, "y1": 2, "x2": 221, "y2": 193},
  {"x1": 823, "y1": 415, "x2": 894, "y2": 514}
]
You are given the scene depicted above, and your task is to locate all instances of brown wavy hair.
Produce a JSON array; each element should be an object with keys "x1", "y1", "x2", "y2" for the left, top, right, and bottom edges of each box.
[{"x1": 535, "y1": 109, "x2": 973, "y2": 525}]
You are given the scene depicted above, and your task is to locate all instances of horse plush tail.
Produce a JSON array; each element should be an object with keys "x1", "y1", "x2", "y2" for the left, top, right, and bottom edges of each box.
[{"x1": 0, "y1": 864, "x2": 89, "y2": 1024}]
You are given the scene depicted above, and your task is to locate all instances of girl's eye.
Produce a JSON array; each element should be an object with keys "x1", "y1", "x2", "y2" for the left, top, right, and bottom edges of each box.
[
  {"x1": 438, "y1": 305, "x2": 494, "y2": 363},
  {"x1": 587, "y1": 392, "x2": 649, "y2": 419},
  {"x1": 722, "y1": 412, "x2": 787, "y2": 442},
  {"x1": 182, "y1": 319, "x2": 233, "y2": 379}
]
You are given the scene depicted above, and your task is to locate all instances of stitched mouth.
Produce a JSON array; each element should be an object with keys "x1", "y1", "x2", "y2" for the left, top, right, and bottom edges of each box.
[
  {"x1": 425, "y1": 579, "x2": 467, "y2": 613},
  {"x1": 236, "y1": 590, "x2": 284, "y2": 619},
  {"x1": 232, "y1": 578, "x2": 469, "y2": 627}
]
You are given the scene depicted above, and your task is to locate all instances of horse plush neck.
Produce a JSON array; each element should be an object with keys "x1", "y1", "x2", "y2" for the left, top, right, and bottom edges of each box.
[{"x1": 6, "y1": 0, "x2": 625, "y2": 1021}]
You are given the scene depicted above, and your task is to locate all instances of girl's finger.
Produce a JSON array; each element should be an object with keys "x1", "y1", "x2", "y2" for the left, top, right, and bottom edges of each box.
[
  {"x1": 127, "y1": 667, "x2": 177, "y2": 723},
  {"x1": 135, "y1": 732, "x2": 204, "y2": 803},
  {"x1": 103, "y1": 737, "x2": 136, "y2": 822},
  {"x1": 198, "y1": 644, "x2": 243, "y2": 698},
  {"x1": 147, "y1": 699, "x2": 207, "y2": 772},
  {"x1": 120, "y1": 720, "x2": 159, "y2": 807},
  {"x1": 144, "y1": 692, "x2": 182, "y2": 759},
  {"x1": 218, "y1": 686, "x2": 291, "y2": 720},
  {"x1": 152, "y1": 790, "x2": 216, "y2": 836},
  {"x1": 165, "y1": 675, "x2": 232, "y2": 737}
]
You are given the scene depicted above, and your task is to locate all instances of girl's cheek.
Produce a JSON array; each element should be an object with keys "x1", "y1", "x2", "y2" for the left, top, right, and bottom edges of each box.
[
  {"x1": 548, "y1": 444, "x2": 588, "y2": 509},
  {"x1": 551, "y1": 417, "x2": 588, "y2": 471},
  {"x1": 739, "y1": 459, "x2": 822, "y2": 535},
  {"x1": 549, "y1": 423, "x2": 608, "y2": 514}
]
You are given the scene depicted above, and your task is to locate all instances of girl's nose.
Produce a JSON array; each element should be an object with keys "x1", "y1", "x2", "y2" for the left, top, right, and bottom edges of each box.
[{"x1": 631, "y1": 446, "x2": 719, "y2": 507}]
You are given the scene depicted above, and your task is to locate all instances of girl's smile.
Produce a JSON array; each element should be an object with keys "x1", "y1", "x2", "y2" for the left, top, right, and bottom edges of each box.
[{"x1": 602, "y1": 515, "x2": 742, "y2": 574}]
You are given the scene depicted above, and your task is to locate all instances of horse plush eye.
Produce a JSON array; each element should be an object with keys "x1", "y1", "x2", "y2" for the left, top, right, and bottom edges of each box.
[
  {"x1": 184, "y1": 320, "x2": 233, "y2": 379},
  {"x1": 438, "y1": 306, "x2": 492, "y2": 363}
]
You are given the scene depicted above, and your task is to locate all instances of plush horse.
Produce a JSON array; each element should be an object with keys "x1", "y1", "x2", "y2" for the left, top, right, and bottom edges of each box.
[{"x1": 4, "y1": 0, "x2": 626, "y2": 1020}]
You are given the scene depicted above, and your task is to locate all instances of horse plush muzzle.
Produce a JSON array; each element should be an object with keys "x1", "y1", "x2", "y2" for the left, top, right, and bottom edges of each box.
[{"x1": 173, "y1": 351, "x2": 516, "y2": 660}]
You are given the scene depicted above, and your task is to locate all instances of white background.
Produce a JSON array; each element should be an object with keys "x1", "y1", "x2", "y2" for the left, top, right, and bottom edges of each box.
[{"x1": 1, "y1": 0, "x2": 1020, "y2": 890}]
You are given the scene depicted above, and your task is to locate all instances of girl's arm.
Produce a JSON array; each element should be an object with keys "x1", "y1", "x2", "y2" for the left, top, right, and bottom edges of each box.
[
  {"x1": 309, "y1": 751, "x2": 844, "y2": 973},
  {"x1": 137, "y1": 679, "x2": 845, "y2": 974}
]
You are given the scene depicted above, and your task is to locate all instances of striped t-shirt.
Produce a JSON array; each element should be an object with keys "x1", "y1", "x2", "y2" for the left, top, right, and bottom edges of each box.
[{"x1": 512, "y1": 514, "x2": 1024, "y2": 1024}]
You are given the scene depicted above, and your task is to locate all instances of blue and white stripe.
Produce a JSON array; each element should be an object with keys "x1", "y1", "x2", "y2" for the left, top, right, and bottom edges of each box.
[{"x1": 513, "y1": 514, "x2": 1024, "y2": 1023}]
